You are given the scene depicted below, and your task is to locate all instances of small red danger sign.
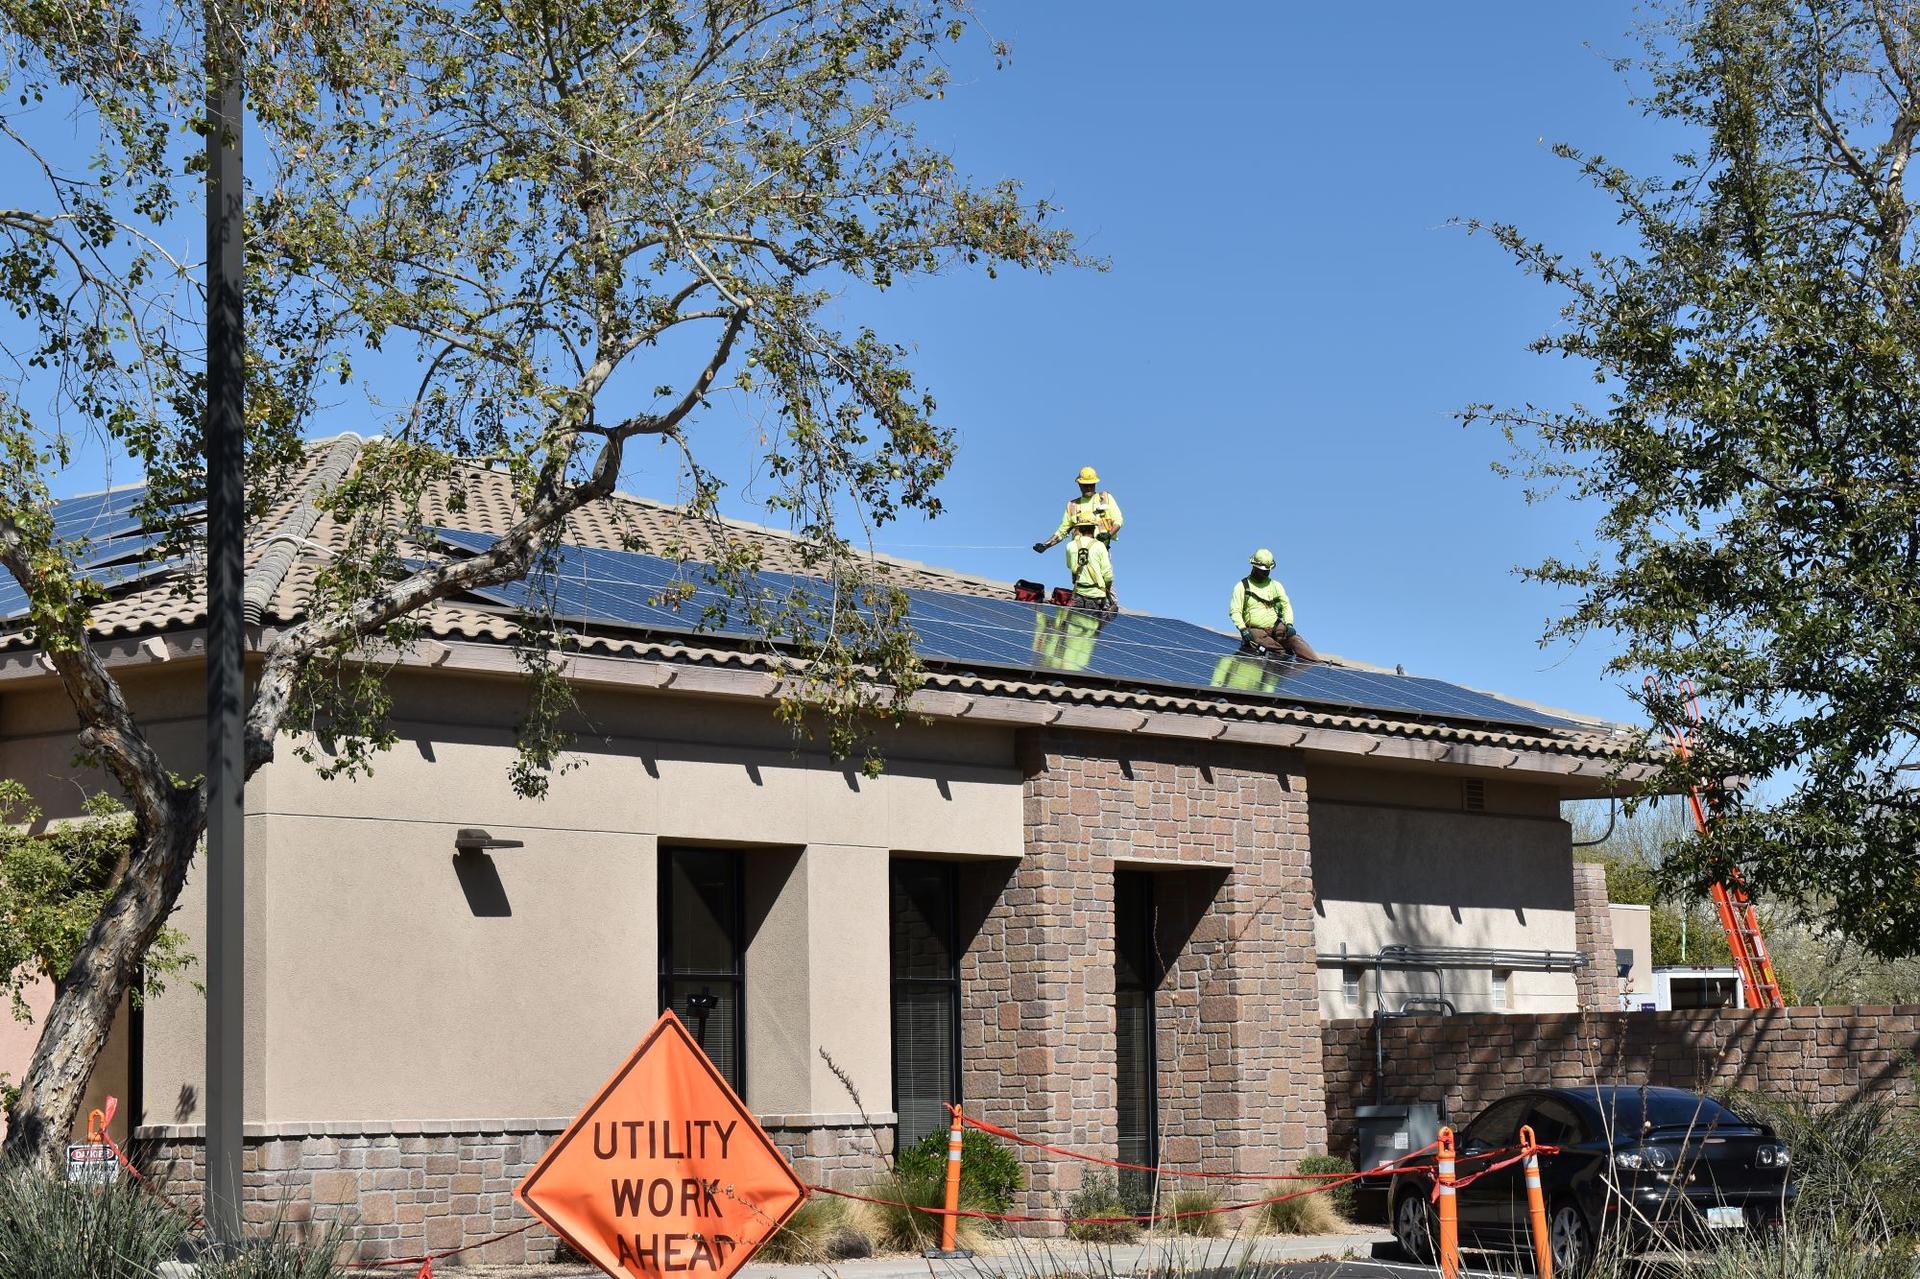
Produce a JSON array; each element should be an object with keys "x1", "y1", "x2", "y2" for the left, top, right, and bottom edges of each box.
[{"x1": 515, "y1": 1012, "x2": 807, "y2": 1279}]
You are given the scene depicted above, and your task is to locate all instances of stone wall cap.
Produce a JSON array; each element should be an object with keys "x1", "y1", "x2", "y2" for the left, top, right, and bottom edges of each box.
[{"x1": 134, "y1": 1111, "x2": 899, "y2": 1141}]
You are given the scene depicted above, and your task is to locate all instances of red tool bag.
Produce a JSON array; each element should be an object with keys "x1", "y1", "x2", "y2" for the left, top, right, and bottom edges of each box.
[
  {"x1": 1013, "y1": 579, "x2": 1044, "y2": 603},
  {"x1": 1050, "y1": 586, "x2": 1075, "y2": 606}
]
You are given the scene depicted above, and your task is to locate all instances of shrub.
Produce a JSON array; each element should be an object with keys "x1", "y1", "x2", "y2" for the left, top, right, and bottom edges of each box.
[
  {"x1": 1719, "y1": 1090, "x2": 1920, "y2": 1239},
  {"x1": 1063, "y1": 1173, "x2": 1139, "y2": 1243},
  {"x1": 859, "y1": 1171, "x2": 984, "y2": 1255},
  {"x1": 1259, "y1": 1186, "x2": 1341, "y2": 1236},
  {"x1": 1294, "y1": 1153, "x2": 1355, "y2": 1220},
  {"x1": 0, "y1": 1168, "x2": 189, "y2": 1279},
  {"x1": 1166, "y1": 1188, "x2": 1222, "y2": 1238},
  {"x1": 755, "y1": 1194, "x2": 870, "y2": 1264},
  {"x1": 896, "y1": 1127, "x2": 1024, "y2": 1216}
]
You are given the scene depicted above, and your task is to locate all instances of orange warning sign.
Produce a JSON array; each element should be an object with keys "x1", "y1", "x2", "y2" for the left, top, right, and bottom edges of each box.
[{"x1": 515, "y1": 1012, "x2": 806, "y2": 1279}]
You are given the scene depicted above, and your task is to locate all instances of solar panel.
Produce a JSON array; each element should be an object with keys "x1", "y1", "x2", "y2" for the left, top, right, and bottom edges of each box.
[
  {"x1": 0, "y1": 557, "x2": 191, "y2": 623},
  {"x1": 430, "y1": 530, "x2": 1575, "y2": 732},
  {"x1": 0, "y1": 490, "x2": 200, "y2": 625}
]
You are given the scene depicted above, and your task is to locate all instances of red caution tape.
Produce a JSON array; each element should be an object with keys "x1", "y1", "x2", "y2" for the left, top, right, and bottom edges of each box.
[{"x1": 960, "y1": 1111, "x2": 1438, "y2": 1183}]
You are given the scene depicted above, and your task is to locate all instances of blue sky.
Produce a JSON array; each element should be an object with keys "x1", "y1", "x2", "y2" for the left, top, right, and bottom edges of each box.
[
  {"x1": 782, "y1": 1, "x2": 1676, "y2": 725},
  {"x1": 44, "y1": 3, "x2": 1681, "y2": 726}
]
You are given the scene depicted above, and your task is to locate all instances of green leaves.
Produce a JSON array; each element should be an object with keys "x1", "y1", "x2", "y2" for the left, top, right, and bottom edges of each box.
[
  {"x1": 1481, "y1": 1, "x2": 1920, "y2": 955},
  {"x1": 246, "y1": 0, "x2": 1083, "y2": 777},
  {"x1": 0, "y1": 783, "x2": 190, "y2": 1021}
]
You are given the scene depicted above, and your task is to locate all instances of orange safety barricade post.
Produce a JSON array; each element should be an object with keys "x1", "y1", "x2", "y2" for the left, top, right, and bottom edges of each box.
[
  {"x1": 1436, "y1": 1125, "x2": 1459, "y2": 1279},
  {"x1": 1521, "y1": 1124, "x2": 1552, "y2": 1279},
  {"x1": 925, "y1": 1104, "x2": 973, "y2": 1259}
]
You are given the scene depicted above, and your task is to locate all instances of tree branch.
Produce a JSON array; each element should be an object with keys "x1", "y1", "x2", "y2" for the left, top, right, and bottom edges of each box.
[{"x1": 0, "y1": 525, "x2": 172, "y2": 828}]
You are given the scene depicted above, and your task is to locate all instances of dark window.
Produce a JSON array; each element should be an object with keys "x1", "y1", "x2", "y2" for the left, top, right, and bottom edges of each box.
[
  {"x1": 1463, "y1": 1097, "x2": 1531, "y2": 1152},
  {"x1": 891, "y1": 861, "x2": 961, "y2": 1150},
  {"x1": 1114, "y1": 872, "x2": 1160, "y2": 1205},
  {"x1": 1526, "y1": 1098, "x2": 1588, "y2": 1147},
  {"x1": 660, "y1": 848, "x2": 745, "y2": 1095}
]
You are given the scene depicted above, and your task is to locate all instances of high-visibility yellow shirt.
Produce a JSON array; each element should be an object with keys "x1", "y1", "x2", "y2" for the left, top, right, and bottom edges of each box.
[
  {"x1": 1229, "y1": 573, "x2": 1294, "y2": 631},
  {"x1": 1065, "y1": 534, "x2": 1113, "y2": 598},
  {"x1": 1051, "y1": 491, "x2": 1123, "y2": 543}
]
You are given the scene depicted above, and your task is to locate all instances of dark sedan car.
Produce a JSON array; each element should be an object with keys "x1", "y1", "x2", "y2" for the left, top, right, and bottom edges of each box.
[{"x1": 1379, "y1": 1086, "x2": 1794, "y2": 1272}]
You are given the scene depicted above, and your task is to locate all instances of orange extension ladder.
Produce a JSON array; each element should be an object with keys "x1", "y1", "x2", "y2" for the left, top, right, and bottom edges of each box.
[{"x1": 1646, "y1": 677, "x2": 1785, "y2": 1010}]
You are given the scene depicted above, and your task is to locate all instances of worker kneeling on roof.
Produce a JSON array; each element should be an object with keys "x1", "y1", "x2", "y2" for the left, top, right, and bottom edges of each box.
[
  {"x1": 1065, "y1": 511, "x2": 1116, "y2": 616},
  {"x1": 1033, "y1": 466, "x2": 1122, "y2": 553},
  {"x1": 1231, "y1": 549, "x2": 1320, "y2": 662}
]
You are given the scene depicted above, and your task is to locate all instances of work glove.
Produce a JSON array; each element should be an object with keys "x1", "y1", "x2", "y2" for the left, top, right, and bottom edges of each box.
[
  {"x1": 1031, "y1": 541, "x2": 1047, "y2": 554},
  {"x1": 1282, "y1": 624, "x2": 1298, "y2": 639}
]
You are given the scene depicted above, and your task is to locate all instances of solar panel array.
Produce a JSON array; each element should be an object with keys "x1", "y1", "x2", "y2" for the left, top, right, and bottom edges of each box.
[
  {"x1": 433, "y1": 529, "x2": 1574, "y2": 732},
  {"x1": 0, "y1": 489, "x2": 198, "y2": 623}
]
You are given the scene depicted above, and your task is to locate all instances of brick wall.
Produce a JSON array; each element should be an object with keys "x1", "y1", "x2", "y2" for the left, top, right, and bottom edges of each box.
[
  {"x1": 136, "y1": 1118, "x2": 891, "y2": 1265},
  {"x1": 1570, "y1": 862, "x2": 1619, "y2": 1011},
  {"x1": 1321, "y1": 1006, "x2": 1920, "y2": 1157},
  {"x1": 961, "y1": 729, "x2": 1324, "y2": 1214}
]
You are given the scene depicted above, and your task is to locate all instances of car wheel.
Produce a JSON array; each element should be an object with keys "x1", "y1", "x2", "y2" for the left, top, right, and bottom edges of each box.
[
  {"x1": 1393, "y1": 1188, "x2": 1435, "y2": 1263},
  {"x1": 1549, "y1": 1200, "x2": 1593, "y2": 1275}
]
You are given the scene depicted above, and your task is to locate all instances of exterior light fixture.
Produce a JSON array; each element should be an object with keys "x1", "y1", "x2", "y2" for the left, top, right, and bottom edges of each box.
[{"x1": 454, "y1": 828, "x2": 525, "y2": 854}]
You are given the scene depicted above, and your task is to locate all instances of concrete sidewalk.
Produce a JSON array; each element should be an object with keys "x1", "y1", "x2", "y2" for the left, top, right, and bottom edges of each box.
[{"x1": 448, "y1": 1231, "x2": 1395, "y2": 1278}]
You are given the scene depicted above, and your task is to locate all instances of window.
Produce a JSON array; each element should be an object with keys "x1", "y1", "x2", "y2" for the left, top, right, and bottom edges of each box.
[
  {"x1": 1462, "y1": 1096, "x2": 1530, "y2": 1154},
  {"x1": 1342, "y1": 967, "x2": 1362, "y2": 1009},
  {"x1": 891, "y1": 861, "x2": 961, "y2": 1151},
  {"x1": 1526, "y1": 1098, "x2": 1588, "y2": 1148},
  {"x1": 1491, "y1": 969, "x2": 1510, "y2": 1010},
  {"x1": 1114, "y1": 872, "x2": 1160, "y2": 1205},
  {"x1": 659, "y1": 848, "x2": 745, "y2": 1095}
]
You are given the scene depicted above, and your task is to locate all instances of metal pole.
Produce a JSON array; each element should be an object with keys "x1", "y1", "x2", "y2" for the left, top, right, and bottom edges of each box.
[{"x1": 204, "y1": 0, "x2": 246, "y2": 1250}]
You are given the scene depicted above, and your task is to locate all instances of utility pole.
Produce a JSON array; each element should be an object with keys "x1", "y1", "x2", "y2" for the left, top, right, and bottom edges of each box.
[{"x1": 204, "y1": 0, "x2": 246, "y2": 1251}]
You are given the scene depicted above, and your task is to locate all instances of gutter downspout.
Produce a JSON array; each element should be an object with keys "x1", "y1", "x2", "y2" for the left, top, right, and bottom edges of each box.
[{"x1": 240, "y1": 435, "x2": 363, "y2": 625}]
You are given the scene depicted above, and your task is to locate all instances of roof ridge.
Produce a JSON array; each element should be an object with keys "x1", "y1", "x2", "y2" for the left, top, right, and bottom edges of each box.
[{"x1": 241, "y1": 435, "x2": 366, "y2": 624}]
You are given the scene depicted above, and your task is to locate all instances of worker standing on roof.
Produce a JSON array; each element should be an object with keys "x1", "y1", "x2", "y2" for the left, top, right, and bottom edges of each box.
[
  {"x1": 1231, "y1": 549, "x2": 1320, "y2": 662},
  {"x1": 1064, "y1": 511, "x2": 1116, "y2": 615},
  {"x1": 1033, "y1": 466, "x2": 1122, "y2": 553}
]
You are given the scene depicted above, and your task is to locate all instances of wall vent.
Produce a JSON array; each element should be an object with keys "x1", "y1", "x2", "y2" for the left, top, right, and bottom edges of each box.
[{"x1": 1461, "y1": 779, "x2": 1487, "y2": 813}]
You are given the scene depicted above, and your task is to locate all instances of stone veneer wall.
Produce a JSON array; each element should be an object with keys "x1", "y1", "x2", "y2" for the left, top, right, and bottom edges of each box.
[
  {"x1": 134, "y1": 1117, "x2": 891, "y2": 1265},
  {"x1": 1321, "y1": 1006, "x2": 1920, "y2": 1156},
  {"x1": 1570, "y1": 861, "x2": 1620, "y2": 1011},
  {"x1": 959, "y1": 729, "x2": 1325, "y2": 1213}
]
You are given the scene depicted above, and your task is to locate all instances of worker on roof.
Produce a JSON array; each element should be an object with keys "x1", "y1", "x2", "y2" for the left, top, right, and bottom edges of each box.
[
  {"x1": 1033, "y1": 466, "x2": 1123, "y2": 554},
  {"x1": 1064, "y1": 510, "x2": 1116, "y2": 615},
  {"x1": 1230, "y1": 549, "x2": 1320, "y2": 662}
]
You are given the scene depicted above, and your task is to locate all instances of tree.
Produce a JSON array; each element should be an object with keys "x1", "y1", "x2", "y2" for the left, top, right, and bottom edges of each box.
[
  {"x1": 1473, "y1": 0, "x2": 1920, "y2": 956},
  {"x1": 1570, "y1": 800, "x2": 1732, "y2": 969},
  {"x1": 0, "y1": 0, "x2": 1082, "y2": 1164}
]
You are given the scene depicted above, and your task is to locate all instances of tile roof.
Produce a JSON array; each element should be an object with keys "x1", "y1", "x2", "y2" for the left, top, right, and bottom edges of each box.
[{"x1": 20, "y1": 435, "x2": 1643, "y2": 763}]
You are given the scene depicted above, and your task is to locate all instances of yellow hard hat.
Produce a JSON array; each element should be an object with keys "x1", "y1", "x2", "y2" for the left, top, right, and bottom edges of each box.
[
  {"x1": 1250, "y1": 548, "x2": 1276, "y2": 569},
  {"x1": 1076, "y1": 466, "x2": 1100, "y2": 485},
  {"x1": 1073, "y1": 508, "x2": 1099, "y2": 527}
]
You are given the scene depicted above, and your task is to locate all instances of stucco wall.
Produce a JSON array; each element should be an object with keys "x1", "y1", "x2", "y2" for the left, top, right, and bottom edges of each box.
[
  {"x1": 1307, "y1": 787, "x2": 1578, "y2": 1017},
  {"x1": 0, "y1": 668, "x2": 1021, "y2": 1135},
  {"x1": 1611, "y1": 903, "x2": 1653, "y2": 1005}
]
